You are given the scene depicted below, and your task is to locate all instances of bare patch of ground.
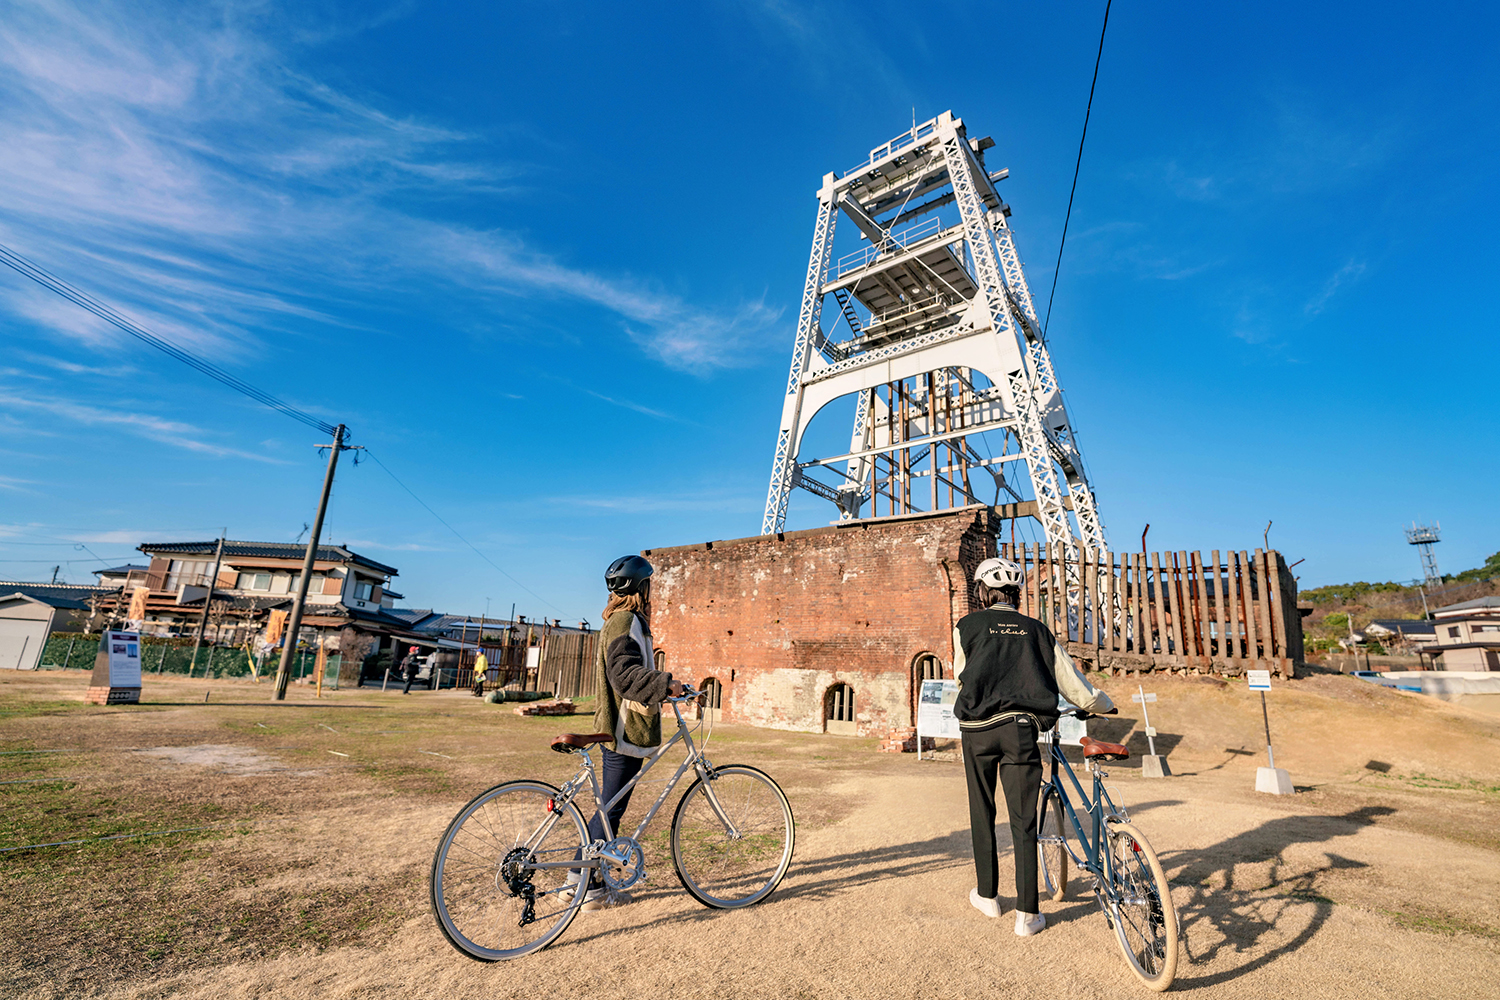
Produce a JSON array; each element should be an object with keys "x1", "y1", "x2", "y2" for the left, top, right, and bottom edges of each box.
[{"x1": 1, "y1": 668, "x2": 1497, "y2": 998}]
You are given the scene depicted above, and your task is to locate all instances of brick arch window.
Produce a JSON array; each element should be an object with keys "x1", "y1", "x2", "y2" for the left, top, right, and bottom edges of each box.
[
  {"x1": 825, "y1": 683, "x2": 856, "y2": 736},
  {"x1": 700, "y1": 676, "x2": 723, "y2": 709},
  {"x1": 910, "y1": 652, "x2": 945, "y2": 726},
  {"x1": 654, "y1": 649, "x2": 667, "y2": 670}
]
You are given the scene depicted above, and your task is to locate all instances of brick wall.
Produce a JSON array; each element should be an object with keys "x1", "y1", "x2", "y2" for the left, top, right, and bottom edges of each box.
[{"x1": 645, "y1": 506, "x2": 998, "y2": 737}]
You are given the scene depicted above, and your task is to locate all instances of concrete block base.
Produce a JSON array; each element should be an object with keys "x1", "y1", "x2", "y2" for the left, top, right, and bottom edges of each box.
[
  {"x1": 1141, "y1": 754, "x2": 1171, "y2": 778},
  {"x1": 1256, "y1": 766, "x2": 1294, "y2": 795}
]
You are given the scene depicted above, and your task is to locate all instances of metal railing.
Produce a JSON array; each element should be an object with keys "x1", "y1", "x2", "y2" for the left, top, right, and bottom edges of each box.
[
  {"x1": 845, "y1": 119, "x2": 939, "y2": 178},
  {"x1": 835, "y1": 216, "x2": 943, "y2": 277}
]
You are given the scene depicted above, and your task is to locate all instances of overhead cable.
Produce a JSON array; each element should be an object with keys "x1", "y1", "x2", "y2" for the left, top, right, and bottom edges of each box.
[
  {"x1": 363, "y1": 450, "x2": 570, "y2": 618},
  {"x1": 1042, "y1": 0, "x2": 1113, "y2": 335},
  {"x1": 0, "y1": 241, "x2": 337, "y2": 436}
]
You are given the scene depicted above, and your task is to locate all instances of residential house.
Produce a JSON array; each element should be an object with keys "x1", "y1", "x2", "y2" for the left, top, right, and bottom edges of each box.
[
  {"x1": 1424, "y1": 596, "x2": 1500, "y2": 671},
  {"x1": 1363, "y1": 618, "x2": 1437, "y2": 655}
]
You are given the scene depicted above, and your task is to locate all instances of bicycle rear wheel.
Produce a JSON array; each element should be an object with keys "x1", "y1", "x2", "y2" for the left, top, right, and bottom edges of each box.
[
  {"x1": 1037, "y1": 784, "x2": 1069, "y2": 902},
  {"x1": 671, "y1": 765, "x2": 794, "y2": 908},
  {"x1": 1105, "y1": 820, "x2": 1179, "y2": 991},
  {"x1": 430, "y1": 780, "x2": 589, "y2": 961}
]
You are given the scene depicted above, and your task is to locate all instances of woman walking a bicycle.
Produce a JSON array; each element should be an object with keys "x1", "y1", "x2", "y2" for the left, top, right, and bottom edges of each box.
[
  {"x1": 954, "y1": 556, "x2": 1115, "y2": 936},
  {"x1": 566, "y1": 554, "x2": 682, "y2": 910}
]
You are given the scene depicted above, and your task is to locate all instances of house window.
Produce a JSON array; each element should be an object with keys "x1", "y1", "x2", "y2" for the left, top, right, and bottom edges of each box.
[
  {"x1": 164, "y1": 559, "x2": 211, "y2": 592},
  {"x1": 701, "y1": 676, "x2": 723, "y2": 709},
  {"x1": 1449, "y1": 627, "x2": 1461, "y2": 638},
  {"x1": 825, "y1": 683, "x2": 856, "y2": 735},
  {"x1": 1474, "y1": 624, "x2": 1500, "y2": 633},
  {"x1": 354, "y1": 581, "x2": 374, "y2": 601},
  {"x1": 270, "y1": 573, "x2": 292, "y2": 595},
  {"x1": 238, "y1": 572, "x2": 271, "y2": 592}
]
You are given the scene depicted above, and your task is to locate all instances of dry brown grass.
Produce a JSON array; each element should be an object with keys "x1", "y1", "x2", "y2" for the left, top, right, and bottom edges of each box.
[{"x1": 2, "y1": 668, "x2": 1497, "y2": 998}]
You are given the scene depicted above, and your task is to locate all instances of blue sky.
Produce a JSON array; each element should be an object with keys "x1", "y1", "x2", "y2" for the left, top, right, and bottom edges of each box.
[{"x1": 1, "y1": 0, "x2": 1496, "y2": 622}]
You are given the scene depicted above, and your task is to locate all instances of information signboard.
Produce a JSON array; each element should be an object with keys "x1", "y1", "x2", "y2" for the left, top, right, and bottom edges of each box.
[
  {"x1": 916, "y1": 679, "x2": 960, "y2": 740},
  {"x1": 86, "y1": 629, "x2": 142, "y2": 704},
  {"x1": 1247, "y1": 670, "x2": 1272, "y2": 691}
]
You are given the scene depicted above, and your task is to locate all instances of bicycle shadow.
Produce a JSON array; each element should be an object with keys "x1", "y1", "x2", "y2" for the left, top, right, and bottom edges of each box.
[{"x1": 1156, "y1": 805, "x2": 1394, "y2": 988}]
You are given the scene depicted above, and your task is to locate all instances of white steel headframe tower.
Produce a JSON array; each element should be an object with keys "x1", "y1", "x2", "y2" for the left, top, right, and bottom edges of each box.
[{"x1": 761, "y1": 111, "x2": 1106, "y2": 560}]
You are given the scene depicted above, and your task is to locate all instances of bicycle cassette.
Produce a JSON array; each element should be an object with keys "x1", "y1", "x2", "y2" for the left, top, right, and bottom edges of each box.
[{"x1": 598, "y1": 836, "x2": 646, "y2": 891}]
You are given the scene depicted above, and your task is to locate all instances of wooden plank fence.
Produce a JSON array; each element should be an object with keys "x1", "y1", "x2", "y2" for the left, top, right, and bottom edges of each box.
[
  {"x1": 536, "y1": 631, "x2": 599, "y2": 699},
  {"x1": 1000, "y1": 545, "x2": 1303, "y2": 677}
]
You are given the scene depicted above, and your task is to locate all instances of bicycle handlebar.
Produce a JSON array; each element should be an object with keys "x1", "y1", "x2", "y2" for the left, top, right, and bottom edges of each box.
[{"x1": 1063, "y1": 707, "x2": 1120, "y2": 721}]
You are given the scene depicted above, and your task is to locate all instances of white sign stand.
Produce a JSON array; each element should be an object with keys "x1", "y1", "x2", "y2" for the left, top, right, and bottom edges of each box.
[
  {"x1": 1248, "y1": 670, "x2": 1293, "y2": 794},
  {"x1": 1132, "y1": 685, "x2": 1170, "y2": 777},
  {"x1": 85, "y1": 630, "x2": 143, "y2": 705}
]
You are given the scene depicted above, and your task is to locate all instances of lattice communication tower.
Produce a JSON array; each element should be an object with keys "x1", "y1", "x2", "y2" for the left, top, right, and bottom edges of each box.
[
  {"x1": 1405, "y1": 521, "x2": 1441, "y2": 588},
  {"x1": 761, "y1": 111, "x2": 1105, "y2": 561}
]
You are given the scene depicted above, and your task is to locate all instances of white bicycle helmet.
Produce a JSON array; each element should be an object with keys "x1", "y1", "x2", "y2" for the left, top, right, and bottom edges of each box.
[{"x1": 974, "y1": 557, "x2": 1024, "y2": 589}]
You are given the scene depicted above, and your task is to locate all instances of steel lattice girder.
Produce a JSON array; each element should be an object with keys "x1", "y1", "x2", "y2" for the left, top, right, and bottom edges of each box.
[{"x1": 761, "y1": 111, "x2": 1106, "y2": 557}]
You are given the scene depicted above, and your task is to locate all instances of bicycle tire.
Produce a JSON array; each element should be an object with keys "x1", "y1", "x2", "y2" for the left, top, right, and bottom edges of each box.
[
  {"x1": 670, "y1": 765, "x2": 794, "y2": 909},
  {"x1": 1037, "y1": 784, "x2": 1069, "y2": 902},
  {"x1": 430, "y1": 780, "x2": 589, "y2": 961},
  {"x1": 1105, "y1": 820, "x2": 1179, "y2": 991}
]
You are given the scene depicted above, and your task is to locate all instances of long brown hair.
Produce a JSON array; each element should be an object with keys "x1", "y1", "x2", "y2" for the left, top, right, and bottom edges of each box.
[{"x1": 602, "y1": 578, "x2": 652, "y2": 626}]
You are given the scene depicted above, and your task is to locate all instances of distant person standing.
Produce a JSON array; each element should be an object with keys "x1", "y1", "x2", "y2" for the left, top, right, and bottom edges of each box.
[
  {"x1": 954, "y1": 557, "x2": 1116, "y2": 937},
  {"x1": 401, "y1": 645, "x2": 421, "y2": 695}
]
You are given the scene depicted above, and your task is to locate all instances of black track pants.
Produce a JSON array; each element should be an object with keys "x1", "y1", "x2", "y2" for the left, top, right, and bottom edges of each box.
[{"x1": 961, "y1": 717, "x2": 1042, "y2": 913}]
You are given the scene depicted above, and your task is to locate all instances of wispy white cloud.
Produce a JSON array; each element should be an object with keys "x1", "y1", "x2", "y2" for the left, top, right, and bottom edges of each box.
[
  {"x1": 1305, "y1": 259, "x2": 1366, "y2": 315},
  {"x1": 552, "y1": 493, "x2": 760, "y2": 514},
  {"x1": 0, "y1": 386, "x2": 285, "y2": 460},
  {"x1": 0, "y1": 0, "x2": 772, "y2": 375}
]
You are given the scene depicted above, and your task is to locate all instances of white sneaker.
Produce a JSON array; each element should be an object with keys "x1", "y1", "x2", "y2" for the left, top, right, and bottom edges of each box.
[
  {"x1": 1015, "y1": 910, "x2": 1046, "y2": 937},
  {"x1": 970, "y1": 888, "x2": 1002, "y2": 918},
  {"x1": 581, "y1": 886, "x2": 631, "y2": 911}
]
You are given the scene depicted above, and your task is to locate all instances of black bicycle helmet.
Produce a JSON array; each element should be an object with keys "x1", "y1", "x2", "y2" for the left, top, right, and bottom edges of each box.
[{"x1": 604, "y1": 554, "x2": 653, "y2": 595}]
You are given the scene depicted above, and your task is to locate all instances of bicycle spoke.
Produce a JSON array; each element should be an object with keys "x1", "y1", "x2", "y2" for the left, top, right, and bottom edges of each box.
[{"x1": 430, "y1": 781, "x2": 588, "y2": 961}]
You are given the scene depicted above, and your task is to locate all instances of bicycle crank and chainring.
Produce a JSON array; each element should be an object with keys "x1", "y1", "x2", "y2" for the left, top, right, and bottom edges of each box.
[
  {"x1": 598, "y1": 836, "x2": 646, "y2": 891},
  {"x1": 498, "y1": 846, "x2": 538, "y2": 927}
]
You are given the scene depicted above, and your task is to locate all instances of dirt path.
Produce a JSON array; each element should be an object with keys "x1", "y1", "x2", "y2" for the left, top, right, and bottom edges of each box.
[{"x1": 3, "y1": 671, "x2": 1497, "y2": 998}]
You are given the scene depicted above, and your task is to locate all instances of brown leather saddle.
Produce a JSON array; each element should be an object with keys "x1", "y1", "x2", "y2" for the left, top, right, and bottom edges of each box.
[
  {"x1": 550, "y1": 733, "x2": 612, "y2": 754},
  {"x1": 1079, "y1": 736, "x2": 1130, "y2": 761}
]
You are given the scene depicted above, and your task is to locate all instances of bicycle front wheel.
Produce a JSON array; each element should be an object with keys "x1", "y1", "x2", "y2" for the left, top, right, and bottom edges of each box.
[
  {"x1": 1037, "y1": 784, "x2": 1069, "y2": 902},
  {"x1": 430, "y1": 780, "x2": 589, "y2": 961},
  {"x1": 1105, "y1": 820, "x2": 1179, "y2": 991},
  {"x1": 671, "y1": 765, "x2": 794, "y2": 908}
]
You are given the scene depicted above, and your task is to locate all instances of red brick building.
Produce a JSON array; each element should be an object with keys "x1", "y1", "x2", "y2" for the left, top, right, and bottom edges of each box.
[{"x1": 645, "y1": 506, "x2": 999, "y2": 737}]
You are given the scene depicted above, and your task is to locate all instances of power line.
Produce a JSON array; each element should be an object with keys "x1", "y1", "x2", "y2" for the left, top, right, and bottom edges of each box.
[
  {"x1": 1043, "y1": 0, "x2": 1113, "y2": 335},
  {"x1": 0, "y1": 241, "x2": 337, "y2": 436},
  {"x1": 363, "y1": 450, "x2": 570, "y2": 618}
]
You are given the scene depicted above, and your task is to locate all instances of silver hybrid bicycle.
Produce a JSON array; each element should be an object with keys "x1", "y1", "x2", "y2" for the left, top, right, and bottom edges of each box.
[
  {"x1": 430, "y1": 683, "x2": 795, "y2": 961},
  {"x1": 1037, "y1": 709, "x2": 1179, "y2": 991}
]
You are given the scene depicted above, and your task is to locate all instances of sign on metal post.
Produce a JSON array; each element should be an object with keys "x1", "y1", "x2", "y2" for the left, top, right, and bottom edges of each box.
[
  {"x1": 1132, "y1": 685, "x2": 1160, "y2": 756},
  {"x1": 1249, "y1": 669, "x2": 1293, "y2": 794}
]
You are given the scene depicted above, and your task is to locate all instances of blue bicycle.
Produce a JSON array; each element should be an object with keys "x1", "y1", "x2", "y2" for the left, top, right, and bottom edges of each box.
[{"x1": 1036, "y1": 709, "x2": 1179, "y2": 991}]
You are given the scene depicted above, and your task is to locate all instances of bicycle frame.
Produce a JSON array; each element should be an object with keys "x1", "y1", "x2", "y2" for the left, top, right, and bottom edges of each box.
[
  {"x1": 523, "y1": 693, "x2": 732, "y2": 875},
  {"x1": 1042, "y1": 733, "x2": 1125, "y2": 899}
]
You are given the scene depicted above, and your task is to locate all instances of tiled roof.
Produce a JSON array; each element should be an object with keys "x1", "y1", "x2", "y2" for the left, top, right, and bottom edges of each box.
[
  {"x1": 1433, "y1": 596, "x2": 1500, "y2": 615},
  {"x1": 94, "y1": 564, "x2": 148, "y2": 576},
  {"x1": 138, "y1": 540, "x2": 398, "y2": 577},
  {"x1": 1368, "y1": 619, "x2": 1436, "y2": 634},
  {"x1": 0, "y1": 581, "x2": 118, "y2": 610}
]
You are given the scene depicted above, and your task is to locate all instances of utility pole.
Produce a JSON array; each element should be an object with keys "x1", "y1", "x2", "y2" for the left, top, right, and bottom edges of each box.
[
  {"x1": 274, "y1": 424, "x2": 351, "y2": 701},
  {"x1": 188, "y1": 533, "x2": 226, "y2": 677}
]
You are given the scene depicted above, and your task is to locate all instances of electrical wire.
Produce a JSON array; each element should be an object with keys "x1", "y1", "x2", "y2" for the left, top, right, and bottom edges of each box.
[
  {"x1": 0, "y1": 241, "x2": 337, "y2": 436},
  {"x1": 1042, "y1": 0, "x2": 1112, "y2": 336},
  {"x1": 362, "y1": 450, "x2": 570, "y2": 618}
]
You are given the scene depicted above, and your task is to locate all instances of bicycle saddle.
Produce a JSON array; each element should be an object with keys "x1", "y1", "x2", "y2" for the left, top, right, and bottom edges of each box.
[
  {"x1": 1079, "y1": 736, "x2": 1130, "y2": 761},
  {"x1": 550, "y1": 733, "x2": 612, "y2": 754}
]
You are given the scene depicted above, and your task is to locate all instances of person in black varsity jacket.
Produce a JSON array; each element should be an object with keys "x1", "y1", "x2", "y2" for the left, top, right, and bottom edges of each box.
[{"x1": 954, "y1": 556, "x2": 1116, "y2": 937}]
